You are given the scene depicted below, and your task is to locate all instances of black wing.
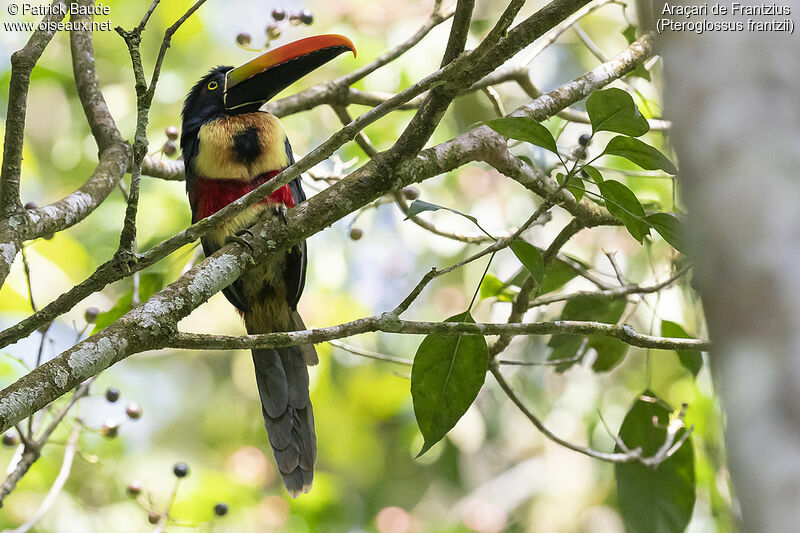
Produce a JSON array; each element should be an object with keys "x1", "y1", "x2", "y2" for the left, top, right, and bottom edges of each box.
[{"x1": 283, "y1": 137, "x2": 308, "y2": 311}]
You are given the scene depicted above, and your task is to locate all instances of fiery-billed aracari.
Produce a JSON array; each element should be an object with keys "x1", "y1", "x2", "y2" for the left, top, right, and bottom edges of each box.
[{"x1": 180, "y1": 35, "x2": 355, "y2": 497}]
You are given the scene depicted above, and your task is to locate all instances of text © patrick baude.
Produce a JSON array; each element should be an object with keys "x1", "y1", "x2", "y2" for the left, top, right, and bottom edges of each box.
[{"x1": 17, "y1": 2, "x2": 110, "y2": 15}]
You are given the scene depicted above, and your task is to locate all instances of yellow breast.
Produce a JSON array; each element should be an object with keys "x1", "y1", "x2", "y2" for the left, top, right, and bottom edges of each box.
[{"x1": 193, "y1": 112, "x2": 290, "y2": 180}]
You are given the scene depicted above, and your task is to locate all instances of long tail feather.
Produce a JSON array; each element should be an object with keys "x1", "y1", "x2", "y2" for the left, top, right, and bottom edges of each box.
[{"x1": 251, "y1": 343, "x2": 317, "y2": 496}]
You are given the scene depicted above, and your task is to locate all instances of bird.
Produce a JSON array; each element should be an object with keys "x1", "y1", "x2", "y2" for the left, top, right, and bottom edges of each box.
[{"x1": 179, "y1": 34, "x2": 355, "y2": 497}]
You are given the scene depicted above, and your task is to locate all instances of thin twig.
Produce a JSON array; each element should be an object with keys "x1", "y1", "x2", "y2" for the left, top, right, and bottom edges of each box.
[
  {"x1": 490, "y1": 365, "x2": 691, "y2": 467},
  {"x1": 528, "y1": 266, "x2": 690, "y2": 309},
  {"x1": 3, "y1": 425, "x2": 81, "y2": 533},
  {"x1": 329, "y1": 340, "x2": 412, "y2": 366}
]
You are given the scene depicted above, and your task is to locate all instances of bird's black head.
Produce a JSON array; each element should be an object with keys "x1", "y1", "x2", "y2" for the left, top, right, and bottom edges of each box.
[
  {"x1": 180, "y1": 66, "x2": 231, "y2": 149},
  {"x1": 180, "y1": 35, "x2": 356, "y2": 154}
]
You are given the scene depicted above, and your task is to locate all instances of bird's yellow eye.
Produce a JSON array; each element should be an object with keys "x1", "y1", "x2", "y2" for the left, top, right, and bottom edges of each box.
[{"x1": 207, "y1": 81, "x2": 218, "y2": 91}]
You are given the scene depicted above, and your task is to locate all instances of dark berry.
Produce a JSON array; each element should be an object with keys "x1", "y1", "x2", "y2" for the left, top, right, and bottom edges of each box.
[
  {"x1": 173, "y1": 462, "x2": 189, "y2": 478},
  {"x1": 235, "y1": 33, "x2": 252, "y2": 47},
  {"x1": 349, "y1": 227, "x2": 363, "y2": 241},
  {"x1": 125, "y1": 402, "x2": 142, "y2": 420},
  {"x1": 271, "y1": 7, "x2": 286, "y2": 20},
  {"x1": 578, "y1": 133, "x2": 591, "y2": 146},
  {"x1": 165, "y1": 126, "x2": 179, "y2": 140},
  {"x1": 126, "y1": 481, "x2": 142, "y2": 497},
  {"x1": 105, "y1": 387, "x2": 120, "y2": 403},
  {"x1": 214, "y1": 502, "x2": 229, "y2": 516},
  {"x1": 163, "y1": 141, "x2": 177, "y2": 157},
  {"x1": 570, "y1": 145, "x2": 587, "y2": 160},
  {"x1": 402, "y1": 187, "x2": 420, "y2": 200},
  {"x1": 2, "y1": 433, "x2": 19, "y2": 447},
  {"x1": 266, "y1": 22, "x2": 281, "y2": 40},
  {"x1": 148, "y1": 512, "x2": 161, "y2": 525},
  {"x1": 298, "y1": 9, "x2": 313, "y2": 24},
  {"x1": 84, "y1": 306, "x2": 100, "y2": 324},
  {"x1": 24, "y1": 201, "x2": 37, "y2": 210},
  {"x1": 101, "y1": 421, "x2": 118, "y2": 439}
]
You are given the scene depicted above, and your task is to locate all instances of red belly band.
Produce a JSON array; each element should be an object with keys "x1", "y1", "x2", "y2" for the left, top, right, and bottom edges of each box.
[{"x1": 191, "y1": 170, "x2": 295, "y2": 222}]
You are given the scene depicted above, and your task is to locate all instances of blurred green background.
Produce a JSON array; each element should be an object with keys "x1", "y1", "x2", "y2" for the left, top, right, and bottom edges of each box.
[{"x1": 0, "y1": 0, "x2": 733, "y2": 531}]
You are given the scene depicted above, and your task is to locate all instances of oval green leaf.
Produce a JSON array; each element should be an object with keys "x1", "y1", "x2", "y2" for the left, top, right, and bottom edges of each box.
[
  {"x1": 486, "y1": 116, "x2": 558, "y2": 154},
  {"x1": 581, "y1": 164, "x2": 604, "y2": 184},
  {"x1": 602, "y1": 136, "x2": 678, "y2": 174},
  {"x1": 411, "y1": 311, "x2": 488, "y2": 457},
  {"x1": 645, "y1": 213, "x2": 688, "y2": 254},
  {"x1": 480, "y1": 274, "x2": 517, "y2": 302},
  {"x1": 586, "y1": 88, "x2": 650, "y2": 137},
  {"x1": 547, "y1": 295, "x2": 629, "y2": 372},
  {"x1": 405, "y1": 200, "x2": 493, "y2": 238},
  {"x1": 615, "y1": 391, "x2": 696, "y2": 533},
  {"x1": 598, "y1": 180, "x2": 651, "y2": 243},
  {"x1": 510, "y1": 238, "x2": 544, "y2": 289},
  {"x1": 661, "y1": 320, "x2": 702, "y2": 376},
  {"x1": 92, "y1": 273, "x2": 165, "y2": 334}
]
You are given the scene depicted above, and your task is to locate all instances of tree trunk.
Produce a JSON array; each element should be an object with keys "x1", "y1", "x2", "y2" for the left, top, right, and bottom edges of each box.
[{"x1": 661, "y1": 16, "x2": 800, "y2": 532}]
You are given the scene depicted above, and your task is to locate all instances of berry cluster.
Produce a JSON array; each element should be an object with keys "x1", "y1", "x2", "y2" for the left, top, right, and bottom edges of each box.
[
  {"x1": 99, "y1": 386, "x2": 142, "y2": 439},
  {"x1": 126, "y1": 462, "x2": 228, "y2": 525},
  {"x1": 236, "y1": 7, "x2": 314, "y2": 51},
  {"x1": 159, "y1": 126, "x2": 179, "y2": 158}
]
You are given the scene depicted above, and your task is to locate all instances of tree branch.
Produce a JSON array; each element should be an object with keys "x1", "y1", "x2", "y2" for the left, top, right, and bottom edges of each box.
[
  {"x1": 0, "y1": 0, "x2": 66, "y2": 218},
  {"x1": 0, "y1": 0, "x2": 68, "y2": 286},
  {"x1": 164, "y1": 318, "x2": 709, "y2": 352}
]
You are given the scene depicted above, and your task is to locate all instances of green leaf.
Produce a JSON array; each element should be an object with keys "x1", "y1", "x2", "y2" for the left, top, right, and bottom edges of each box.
[
  {"x1": 547, "y1": 295, "x2": 628, "y2": 372},
  {"x1": 558, "y1": 172, "x2": 584, "y2": 202},
  {"x1": 586, "y1": 88, "x2": 650, "y2": 137},
  {"x1": 510, "y1": 238, "x2": 544, "y2": 290},
  {"x1": 616, "y1": 392, "x2": 696, "y2": 533},
  {"x1": 598, "y1": 180, "x2": 651, "y2": 243},
  {"x1": 581, "y1": 165, "x2": 604, "y2": 184},
  {"x1": 539, "y1": 257, "x2": 581, "y2": 294},
  {"x1": 590, "y1": 335, "x2": 629, "y2": 372},
  {"x1": 508, "y1": 255, "x2": 590, "y2": 295},
  {"x1": 627, "y1": 63, "x2": 651, "y2": 81},
  {"x1": 645, "y1": 213, "x2": 688, "y2": 254},
  {"x1": 411, "y1": 311, "x2": 488, "y2": 456},
  {"x1": 480, "y1": 274, "x2": 517, "y2": 302},
  {"x1": 92, "y1": 273, "x2": 165, "y2": 334},
  {"x1": 486, "y1": 116, "x2": 558, "y2": 154},
  {"x1": 546, "y1": 334, "x2": 584, "y2": 372},
  {"x1": 405, "y1": 200, "x2": 491, "y2": 237},
  {"x1": 602, "y1": 136, "x2": 678, "y2": 174},
  {"x1": 622, "y1": 24, "x2": 638, "y2": 44},
  {"x1": 661, "y1": 321, "x2": 702, "y2": 376}
]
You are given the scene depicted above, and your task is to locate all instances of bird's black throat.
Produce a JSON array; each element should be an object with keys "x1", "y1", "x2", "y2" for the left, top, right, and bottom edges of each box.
[{"x1": 232, "y1": 126, "x2": 263, "y2": 166}]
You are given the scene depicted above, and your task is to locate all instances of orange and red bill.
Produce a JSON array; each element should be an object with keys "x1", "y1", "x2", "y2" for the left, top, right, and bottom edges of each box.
[{"x1": 224, "y1": 34, "x2": 356, "y2": 111}]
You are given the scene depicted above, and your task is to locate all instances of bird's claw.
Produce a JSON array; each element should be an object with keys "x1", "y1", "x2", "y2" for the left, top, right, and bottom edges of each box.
[
  {"x1": 272, "y1": 204, "x2": 288, "y2": 225},
  {"x1": 225, "y1": 229, "x2": 256, "y2": 254}
]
